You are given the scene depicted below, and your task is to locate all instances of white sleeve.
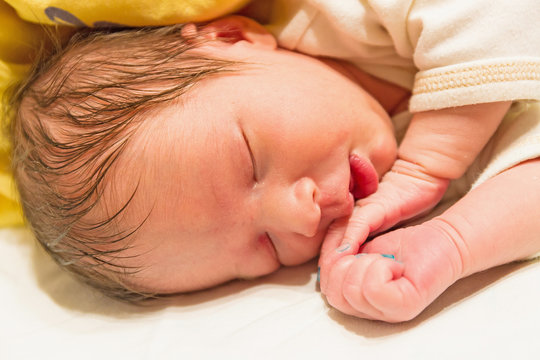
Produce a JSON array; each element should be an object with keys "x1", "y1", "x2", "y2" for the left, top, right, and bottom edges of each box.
[
  {"x1": 403, "y1": 0, "x2": 540, "y2": 111},
  {"x1": 267, "y1": 0, "x2": 540, "y2": 111}
]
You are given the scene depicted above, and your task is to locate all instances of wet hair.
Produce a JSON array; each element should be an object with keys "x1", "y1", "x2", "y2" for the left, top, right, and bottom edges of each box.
[{"x1": 5, "y1": 25, "x2": 239, "y2": 301}]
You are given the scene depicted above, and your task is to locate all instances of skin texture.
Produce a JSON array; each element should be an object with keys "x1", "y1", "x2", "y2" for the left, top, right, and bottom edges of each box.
[
  {"x1": 318, "y1": 158, "x2": 540, "y2": 322},
  {"x1": 328, "y1": 101, "x2": 511, "y2": 245},
  {"x1": 102, "y1": 16, "x2": 540, "y2": 323},
  {"x1": 318, "y1": 101, "x2": 517, "y2": 322},
  {"x1": 118, "y1": 16, "x2": 399, "y2": 293},
  {"x1": 317, "y1": 100, "x2": 536, "y2": 322}
]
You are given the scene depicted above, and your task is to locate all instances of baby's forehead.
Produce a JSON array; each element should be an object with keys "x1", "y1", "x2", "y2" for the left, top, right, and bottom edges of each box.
[{"x1": 120, "y1": 101, "x2": 232, "y2": 219}]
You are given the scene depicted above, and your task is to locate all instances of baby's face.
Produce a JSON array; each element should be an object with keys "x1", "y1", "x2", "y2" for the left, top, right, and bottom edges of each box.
[{"x1": 120, "y1": 38, "x2": 397, "y2": 294}]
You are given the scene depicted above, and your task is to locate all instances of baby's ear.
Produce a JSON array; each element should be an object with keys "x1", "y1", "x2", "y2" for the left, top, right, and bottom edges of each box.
[{"x1": 198, "y1": 15, "x2": 277, "y2": 49}]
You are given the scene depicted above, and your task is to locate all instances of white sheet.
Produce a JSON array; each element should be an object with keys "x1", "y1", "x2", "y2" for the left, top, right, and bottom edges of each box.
[{"x1": 2, "y1": 226, "x2": 540, "y2": 359}]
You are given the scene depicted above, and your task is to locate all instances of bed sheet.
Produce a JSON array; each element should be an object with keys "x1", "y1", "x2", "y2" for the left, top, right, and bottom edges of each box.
[{"x1": 2, "y1": 226, "x2": 540, "y2": 359}]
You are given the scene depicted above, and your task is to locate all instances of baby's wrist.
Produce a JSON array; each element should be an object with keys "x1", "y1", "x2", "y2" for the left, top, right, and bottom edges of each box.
[{"x1": 389, "y1": 158, "x2": 451, "y2": 185}]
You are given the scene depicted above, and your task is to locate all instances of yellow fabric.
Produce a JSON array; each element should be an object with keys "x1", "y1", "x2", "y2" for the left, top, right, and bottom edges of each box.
[
  {"x1": 0, "y1": 0, "x2": 248, "y2": 227},
  {"x1": 0, "y1": 0, "x2": 35, "y2": 226},
  {"x1": 5, "y1": 0, "x2": 249, "y2": 26}
]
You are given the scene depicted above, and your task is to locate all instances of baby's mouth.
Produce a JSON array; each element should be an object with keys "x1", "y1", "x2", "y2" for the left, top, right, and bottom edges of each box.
[{"x1": 349, "y1": 154, "x2": 379, "y2": 200}]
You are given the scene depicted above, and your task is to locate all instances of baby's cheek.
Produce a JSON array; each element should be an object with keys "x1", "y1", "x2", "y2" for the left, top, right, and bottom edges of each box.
[{"x1": 235, "y1": 247, "x2": 281, "y2": 280}]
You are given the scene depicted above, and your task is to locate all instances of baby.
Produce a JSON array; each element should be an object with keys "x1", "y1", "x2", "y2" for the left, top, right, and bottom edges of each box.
[{"x1": 8, "y1": 4, "x2": 540, "y2": 322}]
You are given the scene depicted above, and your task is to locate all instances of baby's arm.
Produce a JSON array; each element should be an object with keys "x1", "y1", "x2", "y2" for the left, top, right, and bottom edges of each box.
[
  {"x1": 339, "y1": 101, "x2": 511, "y2": 248},
  {"x1": 319, "y1": 158, "x2": 540, "y2": 322}
]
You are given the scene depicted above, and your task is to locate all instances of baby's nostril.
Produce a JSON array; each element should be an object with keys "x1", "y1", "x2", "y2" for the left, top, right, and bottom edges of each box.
[{"x1": 312, "y1": 186, "x2": 321, "y2": 203}]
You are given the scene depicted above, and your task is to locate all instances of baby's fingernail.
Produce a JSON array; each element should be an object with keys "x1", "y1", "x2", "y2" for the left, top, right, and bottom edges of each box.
[
  {"x1": 354, "y1": 253, "x2": 366, "y2": 258},
  {"x1": 336, "y1": 243, "x2": 351, "y2": 253},
  {"x1": 317, "y1": 267, "x2": 320, "y2": 282},
  {"x1": 381, "y1": 254, "x2": 395, "y2": 259}
]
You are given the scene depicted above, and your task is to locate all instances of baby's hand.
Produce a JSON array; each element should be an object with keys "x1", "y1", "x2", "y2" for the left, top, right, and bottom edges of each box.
[
  {"x1": 318, "y1": 160, "x2": 448, "y2": 320},
  {"x1": 318, "y1": 102, "x2": 511, "y2": 321},
  {"x1": 319, "y1": 219, "x2": 463, "y2": 322},
  {"x1": 349, "y1": 158, "x2": 449, "y2": 238},
  {"x1": 337, "y1": 102, "x2": 511, "y2": 248},
  {"x1": 320, "y1": 158, "x2": 449, "y2": 266}
]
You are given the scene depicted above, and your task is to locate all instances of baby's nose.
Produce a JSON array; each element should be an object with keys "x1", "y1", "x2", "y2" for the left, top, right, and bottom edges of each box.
[{"x1": 263, "y1": 177, "x2": 321, "y2": 237}]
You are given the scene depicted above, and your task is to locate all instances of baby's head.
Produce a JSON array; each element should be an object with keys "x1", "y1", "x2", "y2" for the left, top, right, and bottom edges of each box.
[{"x1": 8, "y1": 16, "x2": 397, "y2": 301}]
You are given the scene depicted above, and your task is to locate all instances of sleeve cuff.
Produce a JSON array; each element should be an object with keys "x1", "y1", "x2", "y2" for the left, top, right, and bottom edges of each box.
[{"x1": 410, "y1": 58, "x2": 540, "y2": 112}]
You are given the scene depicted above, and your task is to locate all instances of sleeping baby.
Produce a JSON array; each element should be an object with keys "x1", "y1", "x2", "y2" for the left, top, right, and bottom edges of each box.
[{"x1": 7, "y1": 0, "x2": 540, "y2": 322}]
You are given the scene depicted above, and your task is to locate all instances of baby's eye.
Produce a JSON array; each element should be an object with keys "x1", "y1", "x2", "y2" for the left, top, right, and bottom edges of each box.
[{"x1": 242, "y1": 130, "x2": 258, "y2": 182}]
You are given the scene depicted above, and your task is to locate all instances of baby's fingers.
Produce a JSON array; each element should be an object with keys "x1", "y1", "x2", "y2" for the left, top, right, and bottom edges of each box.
[
  {"x1": 324, "y1": 253, "x2": 426, "y2": 322},
  {"x1": 319, "y1": 217, "x2": 365, "y2": 293},
  {"x1": 323, "y1": 255, "x2": 374, "y2": 319},
  {"x1": 340, "y1": 202, "x2": 385, "y2": 246},
  {"x1": 319, "y1": 217, "x2": 350, "y2": 259},
  {"x1": 323, "y1": 254, "x2": 405, "y2": 320},
  {"x1": 342, "y1": 256, "x2": 417, "y2": 322}
]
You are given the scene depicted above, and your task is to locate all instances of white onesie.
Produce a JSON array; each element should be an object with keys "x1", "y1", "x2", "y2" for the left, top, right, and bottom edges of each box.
[{"x1": 265, "y1": 0, "x2": 540, "y2": 194}]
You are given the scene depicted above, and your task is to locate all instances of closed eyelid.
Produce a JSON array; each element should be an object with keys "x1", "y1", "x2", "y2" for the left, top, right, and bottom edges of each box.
[{"x1": 241, "y1": 129, "x2": 258, "y2": 181}]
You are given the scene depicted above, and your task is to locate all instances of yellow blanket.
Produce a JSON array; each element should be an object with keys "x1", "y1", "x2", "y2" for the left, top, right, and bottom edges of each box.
[{"x1": 0, "y1": 0, "x2": 248, "y2": 226}]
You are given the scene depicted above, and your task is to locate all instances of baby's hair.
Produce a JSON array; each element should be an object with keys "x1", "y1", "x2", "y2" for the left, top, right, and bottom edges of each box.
[{"x1": 5, "y1": 24, "x2": 239, "y2": 301}]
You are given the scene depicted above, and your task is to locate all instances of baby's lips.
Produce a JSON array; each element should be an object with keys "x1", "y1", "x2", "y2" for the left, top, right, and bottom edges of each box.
[{"x1": 349, "y1": 154, "x2": 378, "y2": 200}]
